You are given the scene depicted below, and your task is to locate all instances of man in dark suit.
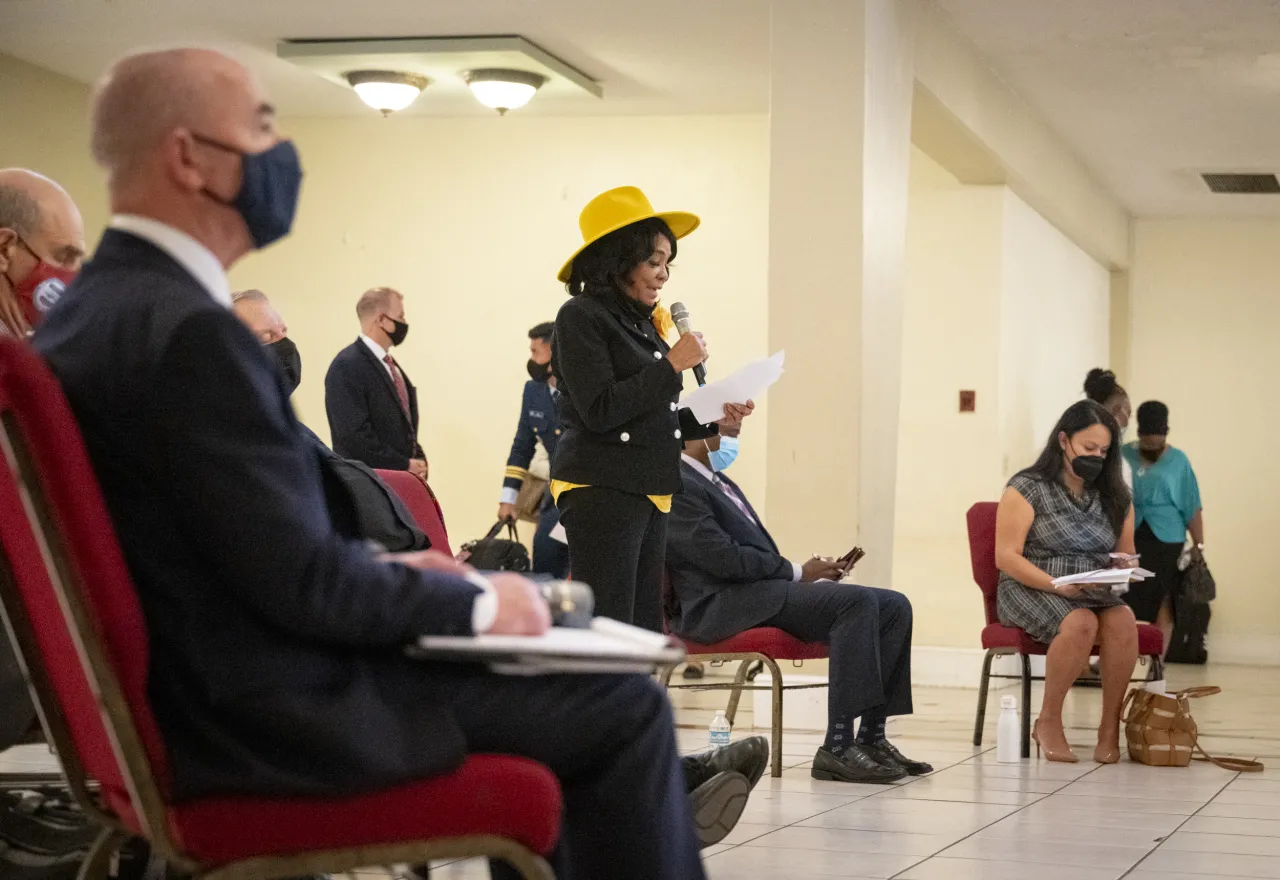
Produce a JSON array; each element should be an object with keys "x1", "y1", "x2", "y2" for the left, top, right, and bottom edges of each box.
[
  {"x1": 667, "y1": 428, "x2": 934, "y2": 785},
  {"x1": 324, "y1": 286, "x2": 427, "y2": 478},
  {"x1": 496, "y1": 321, "x2": 568, "y2": 578},
  {"x1": 34, "y1": 47, "x2": 714, "y2": 879}
]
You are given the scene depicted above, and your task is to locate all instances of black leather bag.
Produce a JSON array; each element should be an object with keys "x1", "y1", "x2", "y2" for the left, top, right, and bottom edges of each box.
[
  {"x1": 462, "y1": 521, "x2": 531, "y2": 572},
  {"x1": 1180, "y1": 557, "x2": 1216, "y2": 604}
]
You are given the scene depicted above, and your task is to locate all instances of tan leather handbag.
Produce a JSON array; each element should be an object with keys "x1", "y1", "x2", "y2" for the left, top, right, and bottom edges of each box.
[{"x1": 1122, "y1": 685, "x2": 1263, "y2": 772}]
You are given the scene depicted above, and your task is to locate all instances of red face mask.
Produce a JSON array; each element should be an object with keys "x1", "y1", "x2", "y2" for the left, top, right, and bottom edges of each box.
[{"x1": 9, "y1": 260, "x2": 76, "y2": 329}]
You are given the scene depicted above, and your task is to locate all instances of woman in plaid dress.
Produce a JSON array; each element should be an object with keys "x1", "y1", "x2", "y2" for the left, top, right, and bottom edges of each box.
[{"x1": 995, "y1": 401, "x2": 1139, "y2": 764}]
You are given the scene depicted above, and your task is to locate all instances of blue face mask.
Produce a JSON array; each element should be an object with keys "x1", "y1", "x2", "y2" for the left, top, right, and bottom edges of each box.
[
  {"x1": 195, "y1": 135, "x2": 304, "y2": 249},
  {"x1": 708, "y1": 436, "x2": 740, "y2": 472}
]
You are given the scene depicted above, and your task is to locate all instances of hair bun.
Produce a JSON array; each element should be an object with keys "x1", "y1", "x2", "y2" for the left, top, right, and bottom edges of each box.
[{"x1": 1084, "y1": 368, "x2": 1118, "y2": 402}]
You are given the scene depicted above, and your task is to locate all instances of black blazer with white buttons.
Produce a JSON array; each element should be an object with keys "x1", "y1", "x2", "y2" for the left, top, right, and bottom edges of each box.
[{"x1": 551, "y1": 291, "x2": 716, "y2": 496}]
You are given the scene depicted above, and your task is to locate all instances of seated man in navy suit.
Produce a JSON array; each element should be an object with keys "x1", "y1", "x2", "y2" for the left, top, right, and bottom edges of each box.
[
  {"x1": 35, "y1": 46, "x2": 742, "y2": 880},
  {"x1": 667, "y1": 427, "x2": 933, "y2": 784}
]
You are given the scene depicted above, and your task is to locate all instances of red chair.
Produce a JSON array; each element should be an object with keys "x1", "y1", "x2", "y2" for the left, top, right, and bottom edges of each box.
[
  {"x1": 376, "y1": 468, "x2": 453, "y2": 556},
  {"x1": 659, "y1": 572, "x2": 828, "y2": 778},
  {"x1": 0, "y1": 339, "x2": 558, "y2": 879},
  {"x1": 967, "y1": 501, "x2": 1164, "y2": 758}
]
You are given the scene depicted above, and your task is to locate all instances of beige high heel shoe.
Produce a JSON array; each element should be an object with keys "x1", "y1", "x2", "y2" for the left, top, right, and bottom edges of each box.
[
  {"x1": 1032, "y1": 718, "x2": 1079, "y2": 763},
  {"x1": 1095, "y1": 725, "x2": 1122, "y2": 764}
]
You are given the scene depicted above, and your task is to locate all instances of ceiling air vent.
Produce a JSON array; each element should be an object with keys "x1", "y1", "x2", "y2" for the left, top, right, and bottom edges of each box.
[{"x1": 1201, "y1": 172, "x2": 1280, "y2": 194}]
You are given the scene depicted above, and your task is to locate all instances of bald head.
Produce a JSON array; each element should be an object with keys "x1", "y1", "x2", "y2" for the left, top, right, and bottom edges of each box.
[
  {"x1": 231, "y1": 289, "x2": 287, "y2": 344},
  {"x1": 91, "y1": 49, "x2": 273, "y2": 186},
  {"x1": 0, "y1": 168, "x2": 85, "y2": 277},
  {"x1": 89, "y1": 48, "x2": 284, "y2": 267}
]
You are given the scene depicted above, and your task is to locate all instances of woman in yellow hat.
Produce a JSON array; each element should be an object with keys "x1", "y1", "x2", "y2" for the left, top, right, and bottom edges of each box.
[{"x1": 550, "y1": 186, "x2": 752, "y2": 631}]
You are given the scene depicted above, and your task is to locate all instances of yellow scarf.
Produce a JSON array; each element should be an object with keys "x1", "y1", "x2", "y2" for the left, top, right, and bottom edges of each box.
[{"x1": 652, "y1": 302, "x2": 676, "y2": 341}]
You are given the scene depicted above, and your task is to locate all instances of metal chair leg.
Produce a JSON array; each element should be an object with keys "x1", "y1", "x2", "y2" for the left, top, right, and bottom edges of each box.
[
  {"x1": 1150, "y1": 654, "x2": 1164, "y2": 682},
  {"x1": 723, "y1": 659, "x2": 753, "y2": 726},
  {"x1": 762, "y1": 657, "x2": 784, "y2": 778},
  {"x1": 76, "y1": 828, "x2": 129, "y2": 880},
  {"x1": 658, "y1": 664, "x2": 674, "y2": 689},
  {"x1": 1020, "y1": 653, "x2": 1033, "y2": 759},
  {"x1": 973, "y1": 649, "x2": 995, "y2": 747}
]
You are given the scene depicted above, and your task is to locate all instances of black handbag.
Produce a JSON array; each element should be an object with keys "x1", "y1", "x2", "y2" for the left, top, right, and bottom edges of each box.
[
  {"x1": 461, "y1": 520, "x2": 531, "y2": 572},
  {"x1": 1180, "y1": 556, "x2": 1217, "y2": 604}
]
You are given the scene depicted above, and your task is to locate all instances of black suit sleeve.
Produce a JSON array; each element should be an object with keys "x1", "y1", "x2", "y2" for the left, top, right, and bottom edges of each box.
[
  {"x1": 325, "y1": 358, "x2": 412, "y2": 470},
  {"x1": 156, "y1": 313, "x2": 477, "y2": 644},
  {"x1": 668, "y1": 486, "x2": 795, "y2": 584},
  {"x1": 554, "y1": 302, "x2": 684, "y2": 434}
]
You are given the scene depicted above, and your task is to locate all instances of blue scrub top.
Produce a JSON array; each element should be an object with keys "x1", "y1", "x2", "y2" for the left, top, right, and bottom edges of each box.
[{"x1": 1122, "y1": 443, "x2": 1201, "y2": 544}]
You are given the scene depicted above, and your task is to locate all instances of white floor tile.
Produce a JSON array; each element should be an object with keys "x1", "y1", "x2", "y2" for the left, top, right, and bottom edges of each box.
[
  {"x1": 740, "y1": 825, "x2": 954, "y2": 856},
  {"x1": 703, "y1": 844, "x2": 921, "y2": 879},
  {"x1": 1137, "y1": 849, "x2": 1280, "y2": 878},
  {"x1": 939, "y1": 835, "x2": 1155, "y2": 868},
  {"x1": 1181, "y1": 815, "x2": 1280, "y2": 837},
  {"x1": 1161, "y1": 832, "x2": 1280, "y2": 857},
  {"x1": 895, "y1": 855, "x2": 1124, "y2": 880}
]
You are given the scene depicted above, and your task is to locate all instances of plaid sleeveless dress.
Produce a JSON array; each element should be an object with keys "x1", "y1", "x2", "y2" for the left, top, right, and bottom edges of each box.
[{"x1": 997, "y1": 472, "x2": 1125, "y2": 643}]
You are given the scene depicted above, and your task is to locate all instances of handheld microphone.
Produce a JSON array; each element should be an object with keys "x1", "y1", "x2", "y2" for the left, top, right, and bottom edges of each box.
[
  {"x1": 668, "y1": 301, "x2": 707, "y2": 386},
  {"x1": 539, "y1": 580, "x2": 595, "y2": 628}
]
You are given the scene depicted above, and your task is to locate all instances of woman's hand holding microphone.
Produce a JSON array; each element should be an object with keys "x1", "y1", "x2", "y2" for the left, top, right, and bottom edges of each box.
[{"x1": 666, "y1": 330, "x2": 708, "y2": 373}]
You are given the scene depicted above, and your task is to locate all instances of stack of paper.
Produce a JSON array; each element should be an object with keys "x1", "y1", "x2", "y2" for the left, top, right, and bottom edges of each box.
[
  {"x1": 1051, "y1": 567, "x2": 1155, "y2": 588},
  {"x1": 410, "y1": 617, "x2": 686, "y2": 675},
  {"x1": 681, "y1": 351, "x2": 785, "y2": 424}
]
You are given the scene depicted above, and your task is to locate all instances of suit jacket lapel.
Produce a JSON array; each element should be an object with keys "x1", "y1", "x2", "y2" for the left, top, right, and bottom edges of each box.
[
  {"x1": 355, "y1": 339, "x2": 413, "y2": 430},
  {"x1": 719, "y1": 473, "x2": 779, "y2": 554}
]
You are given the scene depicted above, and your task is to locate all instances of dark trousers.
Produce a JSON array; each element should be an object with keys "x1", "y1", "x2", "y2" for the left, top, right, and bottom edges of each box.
[
  {"x1": 762, "y1": 582, "x2": 914, "y2": 723},
  {"x1": 401, "y1": 666, "x2": 704, "y2": 880},
  {"x1": 558, "y1": 486, "x2": 667, "y2": 632},
  {"x1": 531, "y1": 491, "x2": 569, "y2": 579},
  {"x1": 1127, "y1": 521, "x2": 1183, "y2": 623}
]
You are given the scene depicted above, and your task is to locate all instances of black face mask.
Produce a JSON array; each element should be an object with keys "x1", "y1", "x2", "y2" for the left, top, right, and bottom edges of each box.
[
  {"x1": 385, "y1": 317, "x2": 409, "y2": 347},
  {"x1": 527, "y1": 359, "x2": 552, "y2": 382},
  {"x1": 1140, "y1": 445, "x2": 1165, "y2": 463},
  {"x1": 268, "y1": 336, "x2": 302, "y2": 396},
  {"x1": 1070, "y1": 453, "x2": 1106, "y2": 484}
]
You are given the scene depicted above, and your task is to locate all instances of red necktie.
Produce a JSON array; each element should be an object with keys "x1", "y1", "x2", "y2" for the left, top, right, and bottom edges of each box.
[{"x1": 384, "y1": 354, "x2": 411, "y2": 420}]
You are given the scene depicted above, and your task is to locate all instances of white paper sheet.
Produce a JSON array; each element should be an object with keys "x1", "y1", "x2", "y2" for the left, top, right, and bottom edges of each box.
[
  {"x1": 681, "y1": 351, "x2": 786, "y2": 424},
  {"x1": 1051, "y1": 567, "x2": 1156, "y2": 587},
  {"x1": 548, "y1": 521, "x2": 568, "y2": 544}
]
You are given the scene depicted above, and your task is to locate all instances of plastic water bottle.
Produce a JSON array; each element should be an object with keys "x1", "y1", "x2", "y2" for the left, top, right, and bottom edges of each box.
[
  {"x1": 709, "y1": 710, "x2": 732, "y2": 748},
  {"x1": 996, "y1": 695, "x2": 1020, "y2": 763}
]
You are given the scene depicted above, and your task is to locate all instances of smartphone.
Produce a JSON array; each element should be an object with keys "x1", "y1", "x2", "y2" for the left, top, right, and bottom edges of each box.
[{"x1": 837, "y1": 546, "x2": 865, "y2": 573}]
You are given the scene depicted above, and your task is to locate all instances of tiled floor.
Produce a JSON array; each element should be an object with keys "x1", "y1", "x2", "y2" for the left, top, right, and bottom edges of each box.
[{"x1": 3, "y1": 661, "x2": 1277, "y2": 878}]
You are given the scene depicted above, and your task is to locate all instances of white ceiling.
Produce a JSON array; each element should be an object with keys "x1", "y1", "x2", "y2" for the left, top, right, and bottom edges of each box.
[
  {"x1": 936, "y1": 0, "x2": 1280, "y2": 216},
  {"x1": 5, "y1": 0, "x2": 1280, "y2": 215},
  {"x1": 0, "y1": 0, "x2": 770, "y2": 117}
]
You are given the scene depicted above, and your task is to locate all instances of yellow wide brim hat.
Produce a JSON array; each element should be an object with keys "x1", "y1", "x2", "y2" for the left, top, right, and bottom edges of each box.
[{"x1": 558, "y1": 185, "x2": 700, "y2": 283}]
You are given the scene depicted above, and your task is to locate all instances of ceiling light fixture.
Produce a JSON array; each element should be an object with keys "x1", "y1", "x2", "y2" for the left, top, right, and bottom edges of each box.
[
  {"x1": 465, "y1": 69, "x2": 547, "y2": 115},
  {"x1": 344, "y1": 70, "x2": 429, "y2": 116}
]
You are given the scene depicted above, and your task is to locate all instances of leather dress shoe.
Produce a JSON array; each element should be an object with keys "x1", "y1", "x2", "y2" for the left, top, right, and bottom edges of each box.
[
  {"x1": 811, "y1": 744, "x2": 906, "y2": 783},
  {"x1": 688, "y1": 770, "x2": 751, "y2": 848},
  {"x1": 860, "y1": 739, "x2": 933, "y2": 775},
  {"x1": 682, "y1": 734, "x2": 770, "y2": 791}
]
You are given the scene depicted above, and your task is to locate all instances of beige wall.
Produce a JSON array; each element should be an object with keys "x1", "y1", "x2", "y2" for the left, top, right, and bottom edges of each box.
[
  {"x1": 0, "y1": 54, "x2": 108, "y2": 245},
  {"x1": 230, "y1": 113, "x2": 771, "y2": 541},
  {"x1": 1129, "y1": 220, "x2": 1280, "y2": 664},
  {"x1": 894, "y1": 148, "x2": 1111, "y2": 648}
]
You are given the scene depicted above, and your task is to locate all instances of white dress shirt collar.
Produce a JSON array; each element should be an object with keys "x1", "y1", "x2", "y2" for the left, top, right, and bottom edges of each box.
[
  {"x1": 109, "y1": 215, "x2": 230, "y2": 308},
  {"x1": 360, "y1": 333, "x2": 390, "y2": 363},
  {"x1": 681, "y1": 453, "x2": 717, "y2": 484}
]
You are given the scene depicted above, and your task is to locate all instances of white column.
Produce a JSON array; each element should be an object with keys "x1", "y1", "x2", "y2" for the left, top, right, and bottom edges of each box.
[{"x1": 765, "y1": 0, "x2": 916, "y2": 586}]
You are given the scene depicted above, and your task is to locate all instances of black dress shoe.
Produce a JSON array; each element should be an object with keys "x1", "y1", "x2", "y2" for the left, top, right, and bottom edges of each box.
[
  {"x1": 688, "y1": 770, "x2": 751, "y2": 848},
  {"x1": 682, "y1": 734, "x2": 770, "y2": 790},
  {"x1": 682, "y1": 662, "x2": 706, "y2": 680},
  {"x1": 811, "y1": 745, "x2": 907, "y2": 783},
  {"x1": 860, "y1": 739, "x2": 934, "y2": 776}
]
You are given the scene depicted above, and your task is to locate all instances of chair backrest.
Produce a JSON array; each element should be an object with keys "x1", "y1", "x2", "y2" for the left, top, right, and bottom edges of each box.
[
  {"x1": 0, "y1": 339, "x2": 174, "y2": 845},
  {"x1": 376, "y1": 469, "x2": 453, "y2": 556},
  {"x1": 966, "y1": 502, "x2": 1000, "y2": 625}
]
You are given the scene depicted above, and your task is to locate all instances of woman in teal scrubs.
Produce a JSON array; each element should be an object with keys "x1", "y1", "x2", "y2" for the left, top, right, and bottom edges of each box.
[{"x1": 1121, "y1": 401, "x2": 1205, "y2": 654}]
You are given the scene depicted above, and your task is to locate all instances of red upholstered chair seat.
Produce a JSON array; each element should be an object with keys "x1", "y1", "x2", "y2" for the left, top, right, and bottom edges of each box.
[
  {"x1": 679, "y1": 627, "x2": 829, "y2": 661},
  {"x1": 376, "y1": 469, "x2": 453, "y2": 556},
  {"x1": 166, "y1": 756, "x2": 560, "y2": 865}
]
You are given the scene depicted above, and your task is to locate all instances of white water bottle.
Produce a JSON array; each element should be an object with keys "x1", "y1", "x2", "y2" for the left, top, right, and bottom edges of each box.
[
  {"x1": 709, "y1": 710, "x2": 732, "y2": 748},
  {"x1": 996, "y1": 695, "x2": 1020, "y2": 763}
]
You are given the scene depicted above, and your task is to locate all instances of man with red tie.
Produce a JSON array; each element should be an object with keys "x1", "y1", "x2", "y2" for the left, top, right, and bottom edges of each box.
[{"x1": 324, "y1": 286, "x2": 428, "y2": 477}]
